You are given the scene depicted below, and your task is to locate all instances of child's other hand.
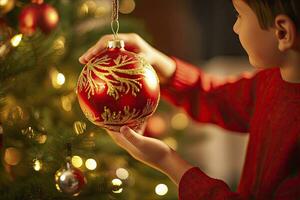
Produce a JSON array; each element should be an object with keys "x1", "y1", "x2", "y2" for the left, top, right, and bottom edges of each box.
[
  {"x1": 106, "y1": 126, "x2": 193, "y2": 185},
  {"x1": 107, "y1": 126, "x2": 172, "y2": 171},
  {"x1": 79, "y1": 33, "x2": 176, "y2": 84}
]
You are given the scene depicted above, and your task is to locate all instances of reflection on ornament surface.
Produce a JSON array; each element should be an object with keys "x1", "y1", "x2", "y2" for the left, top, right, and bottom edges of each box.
[
  {"x1": 111, "y1": 178, "x2": 123, "y2": 193},
  {"x1": 55, "y1": 164, "x2": 87, "y2": 196}
]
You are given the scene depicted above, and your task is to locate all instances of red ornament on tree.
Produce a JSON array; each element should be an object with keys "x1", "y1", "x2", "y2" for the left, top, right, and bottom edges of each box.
[
  {"x1": 19, "y1": 1, "x2": 59, "y2": 35},
  {"x1": 77, "y1": 40, "x2": 160, "y2": 132},
  {"x1": 38, "y1": 3, "x2": 59, "y2": 34},
  {"x1": 18, "y1": 4, "x2": 39, "y2": 35}
]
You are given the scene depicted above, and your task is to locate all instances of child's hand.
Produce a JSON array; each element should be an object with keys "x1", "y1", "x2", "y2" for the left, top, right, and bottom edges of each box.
[
  {"x1": 107, "y1": 126, "x2": 193, "y2": 185},
  {"x1": 79, "y1": 33, "x2": 176, "y2": 84}
]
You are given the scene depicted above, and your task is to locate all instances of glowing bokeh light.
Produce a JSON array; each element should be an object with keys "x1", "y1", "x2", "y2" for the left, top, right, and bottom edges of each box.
[
  {"x1": 85, "y1": 158, "x2": 97, "y2": 170},
  {"x1": 116, "y1": 168, "x2": 129, "y2": 180},
  {"x1": 71, "y1": 155, "x2": 83, "y2": 168},
  {"x1": 10, "y1": 34, "x2": 23, "y2": 47},
  {"x1": 155, "y1": 184, "x2": 168, "y2": 196},
  {"x1": 171, "y1": 112, "x2": 189, "y2": 130}
]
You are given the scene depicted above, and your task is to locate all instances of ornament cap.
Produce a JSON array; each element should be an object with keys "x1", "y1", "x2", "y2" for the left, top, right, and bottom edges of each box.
[{"x1": 108, "y1": 40, "x2": 125, "y2": 49}]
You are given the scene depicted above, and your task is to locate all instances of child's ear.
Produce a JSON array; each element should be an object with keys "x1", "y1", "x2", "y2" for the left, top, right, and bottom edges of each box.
[{"x1": 274, "y1": 14, "x2": 297, "y2": 51}]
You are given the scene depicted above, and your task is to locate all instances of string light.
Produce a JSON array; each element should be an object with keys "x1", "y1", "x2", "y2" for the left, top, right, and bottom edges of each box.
[
  {"x1": 116, "y1": 168, "x2": 129, "y2": 180},
  {"x1": 119, "y1": 0, "x2": 135, "y2": 14},
  {"x1": 155, "y1": 184, "x2": 168, "y2": 196},
  {"x1": 36, "y1": 134, "x2": 47, "y2": 144},
  {"x1": 171, "y1": 112, "x2": 189, "y2": 130},
  {"x1": 33, "y1": 159, "x2": 42, "y2": 171},
  {"x1": 61, "y1": 96, "x2": 72, "y2": 111},
  {"x1": 53, "y1": 36, "x2": 66, "y2": 55},
  {"x1": 10, "y1": 34, "x2": 23, "y2": 47},
  {"x1": 71, "y1": 155, "x2": 83, "y2": 168},
  {"x1": 112, "y1": 178, "x2": 123, "y2": 193},
  {"x1": 0, "y1": 0, "x2": 8, "y2": 6},
  {"x1": 57, "y1": 73, "x2": 65, "y2": 85},
  {"x1": 147, "y1": 115, "x2": 166, "y2": 136},
  {"x1": 73, "y1": 121, "x2": 87, "y2": 135},
  {"x1": 50, "y1": 68, "x2": 66, "y2": 88},
  {"x1": 4, "y1": 147, "x2": 21, "y2": 166},
  {"x1": 85, "y1": 158, "x2": 97, "y2": 170}
]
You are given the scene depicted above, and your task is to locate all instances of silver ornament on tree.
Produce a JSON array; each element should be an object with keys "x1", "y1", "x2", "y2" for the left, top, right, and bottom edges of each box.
[{"x1": 55, "y1": 143, "x2": 87, "y2": 196}]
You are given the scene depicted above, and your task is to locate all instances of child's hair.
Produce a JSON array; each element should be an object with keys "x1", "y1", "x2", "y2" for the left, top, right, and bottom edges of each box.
[{"x1": 244, "y1": 0, "x2": 300, "y2": 30}]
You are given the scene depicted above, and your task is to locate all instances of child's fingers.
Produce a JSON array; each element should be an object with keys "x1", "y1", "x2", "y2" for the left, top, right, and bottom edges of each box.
[
  {"x1": 78, "y1": 35, "x2": 113, "y2": 64},
  {"x1": 79, "y1": 46, "x2": 96, "y2": 64},
  {"x1": 106, "y1": 129, "x2": 142, "y2": 158},
  {"x1": 79, "y1": 33, "x2": 143, "y2": 64},
  {"x1": 120, "y1": 126, "x2": 144, "y2": 147}
]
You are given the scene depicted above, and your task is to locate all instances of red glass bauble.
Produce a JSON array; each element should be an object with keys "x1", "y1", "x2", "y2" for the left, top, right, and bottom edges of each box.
[
  {"x1": 77, "y1": 40, "x2": 160, "y2": 131},
  {"x1": 18, "y1": 4, "x2": 39, "y2": 35},
  {"x1": 38, "y1": 3, "x2": 59, "y2": 34}
]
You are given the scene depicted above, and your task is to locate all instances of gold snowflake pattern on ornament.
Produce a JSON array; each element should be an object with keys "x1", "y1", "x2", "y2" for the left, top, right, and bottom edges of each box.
[
  {"x1": 101, "y1": 100, "x2": 156, "y2": 127},
  {"x1": 78, "y1": 54, "x2": 153, "y2": 100}
]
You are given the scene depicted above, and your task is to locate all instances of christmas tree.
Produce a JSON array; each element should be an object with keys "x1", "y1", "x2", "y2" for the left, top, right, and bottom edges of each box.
[{"x1": 0, "y1": 0, "x2": 189, "y2": 199}]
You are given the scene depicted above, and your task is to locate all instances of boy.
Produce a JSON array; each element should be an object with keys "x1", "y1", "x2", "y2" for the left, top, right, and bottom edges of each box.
[{"x1": 79, "y1": 0, "x2": 300, "y2": 199}]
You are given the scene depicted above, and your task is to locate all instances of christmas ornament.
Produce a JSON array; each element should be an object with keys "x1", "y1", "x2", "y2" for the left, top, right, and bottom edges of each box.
[
  {"x1": 38, "y1": 3, "x2": 59, "y2": 34},
  {"x1": 55, "y1": 143, "x2": 87, "y2": 196},
  {"x1": 18, "y1": 3, "x2": 39, "y2": 35},
  {"x1": 19, "y1": 2, "x2": 59, "y2": 35},
  {"x1": 0, "y1": 0, "x2": 15, "y2": 15},
  {"x1": 55, "y1": 162, "x2": 86, "y2": 196},
  {"x1": 77, "y1": 40, "x2": 160, "y2": 131},
  {"x1": 77, "y1": 0, "x2": 160, "y2": 132}
]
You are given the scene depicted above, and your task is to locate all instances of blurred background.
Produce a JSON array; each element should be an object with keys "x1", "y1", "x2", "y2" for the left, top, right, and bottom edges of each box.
[{"x1": 0, "y1": 0, "x2": 252, "y2": 199}]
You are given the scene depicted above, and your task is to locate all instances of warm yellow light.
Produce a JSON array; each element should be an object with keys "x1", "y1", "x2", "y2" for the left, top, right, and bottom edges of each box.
[
  {"x1": 112, "y1": 178, "x2": 123, "y2": 193},
  {"x1": 85, "y1": 158, "x2": 97, "y2": 170},
  {"x1": 61, "y1": 96, "x2": 72, "y2": 111},
  {"x1": 163, "y1": 137, "x2": 178, "y2": 150},
  {"x1": 112, "y1": 178, "x2": 122, "y2": 185},
  {"x1": 4, "y1": 147, "x2": 21, "y2": 166},
  {"x1": 78, "y1": 3, "x2": 89, "y2": 16},
  {"x1": 10, "y1": 34, "x2": 23, "y2": 47},
  {"x1": 147, "y1": 115, "x2": 166, "y2": 136},
  {"x1": 72, "y1": 155, "x2": 83, "y2": 168},
  {"x1": 48, "y1": 10, "x2": 59, "y2": 24},
  {"x1": 155, "y1": 184, "x2": 168, "y2": 196},
  {"x1": 171, "y1": 112, "x2": 189, "y2": 130},
  {"x1": 73, "y1": 121, "x2": 86, "y2": 135},
  {"x1": 116, "y1": 168, "x2": 129, "y2": 180},
  {"x1": 112, "y1": 188, "x2": 123, "y2": 193},
  {"x1": 50, "y1": 68, "x2": 66, "y2": 89},
  {"x1": 33, "y1": 159, "x2": 42, "y2": 171},
  {"x1": 144, "y1": 68, "x2": 158, "y2": 91},
  {"x1": 56, "y1": 73, "x2": 65, "y2": 85},
  {"x1": 53, "y1": 36, "x2": 65, "y2": 50},
  {"x1": 36, "y1": 134, "x2": 47, "y2": 144},
  {"x1": 0, "y1": 0, "x2": 8, "y2": 6},
  {"x1": 120, "y1": 0, "x2": 136, "y2": 14}
]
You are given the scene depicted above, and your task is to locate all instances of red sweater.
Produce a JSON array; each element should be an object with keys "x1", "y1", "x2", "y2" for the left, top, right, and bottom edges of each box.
[{"x1": 161, "y1": 58, "x2": 300, "y2": 200}]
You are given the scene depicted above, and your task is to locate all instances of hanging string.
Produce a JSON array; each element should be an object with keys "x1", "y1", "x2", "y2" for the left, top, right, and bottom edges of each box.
[
  {"x1": 111, "y1": 0, "x2": 120, "y2": 39},
  {"x1": 65, "y1": 142, "x2": 72, "y2": 168}
]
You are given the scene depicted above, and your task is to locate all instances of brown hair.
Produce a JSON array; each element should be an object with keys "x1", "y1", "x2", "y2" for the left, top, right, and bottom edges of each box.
[{"x1": 244, "y1": 0, "x2": 300, "y2": 30}]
